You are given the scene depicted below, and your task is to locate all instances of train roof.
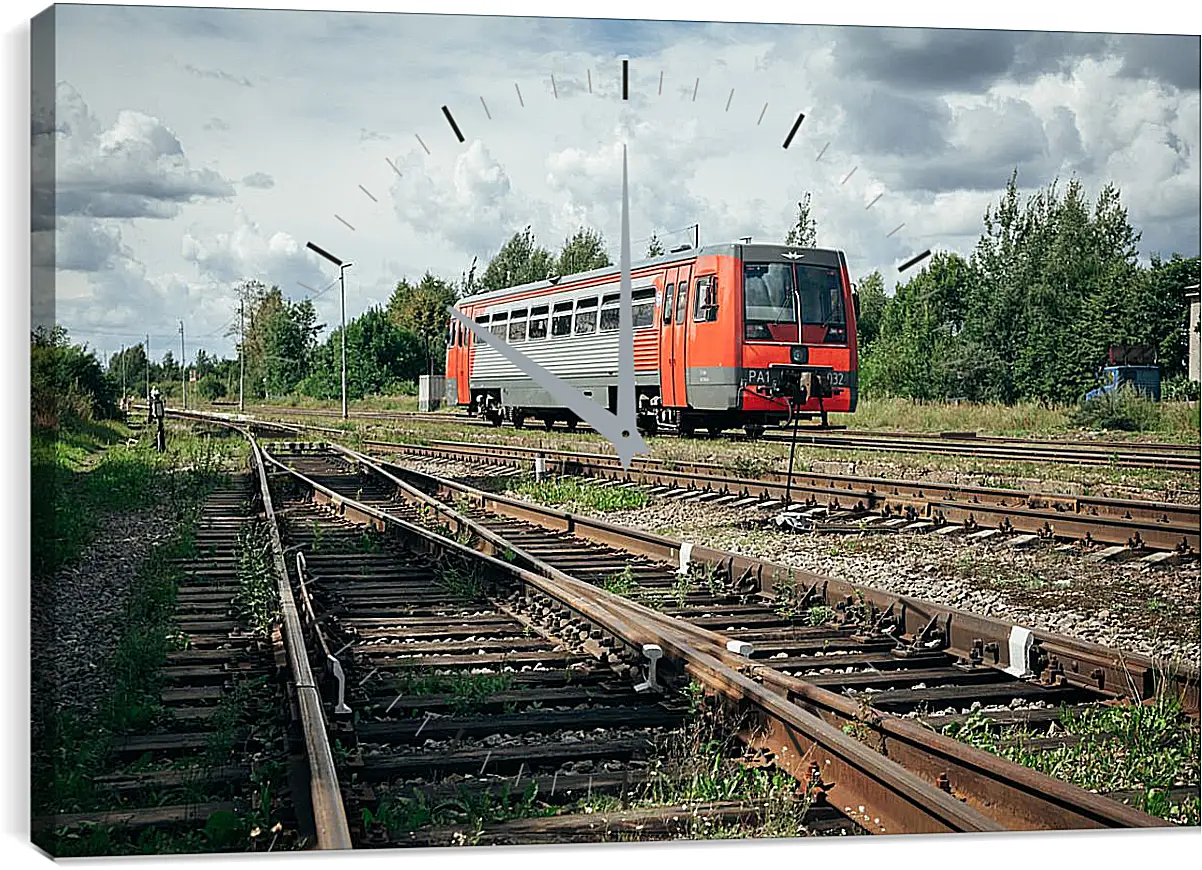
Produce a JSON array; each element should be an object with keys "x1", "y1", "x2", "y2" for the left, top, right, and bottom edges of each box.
[{"x1": 455, "y1": 243, "x2": 846, "y2": 306}]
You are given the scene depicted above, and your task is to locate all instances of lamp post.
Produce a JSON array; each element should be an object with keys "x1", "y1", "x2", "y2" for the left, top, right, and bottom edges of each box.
[{"x1": 306, "y1": 241, "x2": 352, "y2": 420}]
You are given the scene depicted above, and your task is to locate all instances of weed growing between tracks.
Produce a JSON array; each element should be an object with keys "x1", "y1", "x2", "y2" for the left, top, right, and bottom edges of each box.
[
  {"x1": 233, "y1": 520, "x2": 280, "y2": 636},
  {"x1": 943, "y1": 692, "x2": 1201, "y2": 825},
  {"x1": 513, "y1": 475, "x2": 649, "y2": 513}
]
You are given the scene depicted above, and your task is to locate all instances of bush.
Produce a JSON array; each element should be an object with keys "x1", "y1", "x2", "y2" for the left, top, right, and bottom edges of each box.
[
  {"x1": 196, "y1": 374, "x2": 227, "y2": 402},
  {"x1": 1072, "y1": 385, "x2": 1163, "y2": 432},
  {"x1": 1162, "y1": 375, "x2": 1200, "y2": 403}
]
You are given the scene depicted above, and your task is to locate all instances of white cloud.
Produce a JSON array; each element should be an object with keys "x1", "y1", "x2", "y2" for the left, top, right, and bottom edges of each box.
[{"x1": 42, "y1": 6, "x2": 1201, "y2": 358}]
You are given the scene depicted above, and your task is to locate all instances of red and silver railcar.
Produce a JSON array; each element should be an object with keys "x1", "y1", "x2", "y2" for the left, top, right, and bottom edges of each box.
[{"x1": 444, "y1": 242, "x2": 859, "y2": 437}]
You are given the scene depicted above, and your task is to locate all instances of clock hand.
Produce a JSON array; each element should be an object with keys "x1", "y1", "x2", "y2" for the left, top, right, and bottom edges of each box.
[{"x1": 447, "y1": 145, "x2": 650, "y2": 469}]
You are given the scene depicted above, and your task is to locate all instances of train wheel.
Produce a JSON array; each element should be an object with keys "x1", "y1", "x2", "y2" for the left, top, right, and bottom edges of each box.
[
  {"x1": 488, "y1": 411, "x2": 503, "y2": 427},
  {"x1": 744, "y1": 424, "x2": 765, "y2": 440},
  {"x1": 707, "y1": 425, "x2": 724, "y2": 437},
  {"x1": 679, "y1": 421, "x2": 696, "y2": 438},
  {"x1": 513, "y1": 414, "x2": 526, "y2": 429},
  {"x1": 543, "y1": 417, "x2": 555, "y2": 431},
  {"x1": 639, "y1": 418, "x2": 658, "y2": 437},
  {"x1": 565, "y1": 418, "x2": 578, "y2": 431}
]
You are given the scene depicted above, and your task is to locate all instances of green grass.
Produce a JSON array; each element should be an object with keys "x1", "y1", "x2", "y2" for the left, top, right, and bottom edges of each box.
[
  {"x1": 233, "y1": 520, "x2": 280, "y2": 637},
  {"x1": 942, "y1": 693, "x2": 1200, "y2": 825},
  {"x1": 387, "y1": 670, "x2": 515, "y2": 717},
  {"x1": 513, "y1": 476, "x2": 649, "y2": 513},
  {"x1": 832, "y1": 396, "x2": 1198, "y2": 442}
]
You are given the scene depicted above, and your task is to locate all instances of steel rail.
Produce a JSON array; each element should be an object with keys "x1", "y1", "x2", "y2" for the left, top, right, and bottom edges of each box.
[
  {"x1": 247, "y1": 434, "x2": 353, "y2": 850},
  {"x1": 256, "y1": 443, "x2": 1003, "y2": 835},
  {"x1": 369, "y1": 453, "x2": 1200, "y2": 717},
  {"x1": 294, "y1": 442, "x2": 1177, "y2": 830},
  {"x1": 376, "y1": 438, "x2": 1201, "y2": 552},
  {"x1": 231, "y1": 404, "x2": 1199, "y2": 470},
  {"x1": 168, "y1": 411, "x2": 1199, "y2": 713}
]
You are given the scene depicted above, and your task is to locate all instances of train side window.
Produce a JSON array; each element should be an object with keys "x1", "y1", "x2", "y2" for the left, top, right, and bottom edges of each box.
[
  {"x1": 529, "y1": 304, "x2": 549, "y2": 340},
  {"x1": 490, "y1": 311, "x2": 508, "y2": 338},
  {"x1": 633, "y1": 288, "x2": 656, "y2": 328},
  {"x1": 574, "y1": 297, "x2": 598, "y2": 335},
  {"x1": 674, "y1": 280, "x2": 689, "y2": 324},
  {"x1": 508, "y1": 308, "x2": 528, "y2": 342},
  {"x1": 694, "y1": 276, "x2": 719, "y2": 323},
  {"x1": 662, "y1": 284, "x2": 675, "y2": 325},
  {"x1": 599, "y1": 293, "x2": 620, "y2": 331},
  {"x1": 551, "y1": 302, "x2": 573, "y2": 336}
]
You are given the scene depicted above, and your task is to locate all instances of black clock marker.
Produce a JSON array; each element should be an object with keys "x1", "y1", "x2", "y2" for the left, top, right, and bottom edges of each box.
[
  {"x1": 441, "y1": 106, "x2": 464, "y2": 143},
  {"x1": 899, "y1": 250, "x2": 932, "y2": 272},
  {"x1": 782, "y1": 112, "x2": 804, "y2": 149}
]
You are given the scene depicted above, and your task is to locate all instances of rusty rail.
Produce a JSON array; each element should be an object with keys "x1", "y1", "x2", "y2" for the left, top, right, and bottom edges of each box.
[
  {"x1": 247, "y1": 435, "x2": 353, "y2": 849},
  {"x1": 257, "y1": 442, "x2": 1003, "y2": 835}
]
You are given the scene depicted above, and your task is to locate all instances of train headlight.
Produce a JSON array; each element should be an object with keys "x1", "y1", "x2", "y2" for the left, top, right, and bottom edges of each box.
[{"x1": 790, "y1": 346, "x2": 809, "y2": 364}]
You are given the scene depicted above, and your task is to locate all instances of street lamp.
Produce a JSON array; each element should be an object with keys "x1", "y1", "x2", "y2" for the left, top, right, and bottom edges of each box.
[{"x1": 306, "y1": 241, "x2": 352, "y2": 420}]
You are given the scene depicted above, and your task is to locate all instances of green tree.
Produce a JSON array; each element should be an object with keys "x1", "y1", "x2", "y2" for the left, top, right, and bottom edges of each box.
[
  {"x1": 301, "y1": 307, "x2": 423, "y2": 399},
  {"x1": 480, "y1": 227, "x2": 555, "y2": 291},
  {"x1": 555, "y1": 227, "x2": 611, "y2": 277},
  {"x1": 388, "y1": 272, "x2": 458, "y2": 375},
  {"x1": 854, "y1": 270, "x2": 888, "y2": 350},
  {"x1": 646, "y1": 233, "x2": 664, "y2": 258},
  {"x1": 31, "y1": 326, "x2": 118, "y2": 424},
  {"x1": 785, "y1": 192, "x2": 817, "y2": 248}
]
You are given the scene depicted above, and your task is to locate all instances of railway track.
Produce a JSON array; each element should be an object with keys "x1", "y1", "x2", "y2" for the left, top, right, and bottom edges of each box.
[
  {"x1": 232, "y1": 404, "x2": 1199, "y2": 472},
  {"x1": 366, "y1": 438, "x2": 1200, "y2": 558},
  {"x1": 32, "y1": 476, "x2": 324, "y2": 854},
  {"x1": 123, "y1": 410, "x2": 1198, "y2": 846},
  {"x1": 270, "y1": 473, "x2": 858, "y2": 845},
  {"x1": 255, "y1": 434, "x2": 1200, "y2": 832}
]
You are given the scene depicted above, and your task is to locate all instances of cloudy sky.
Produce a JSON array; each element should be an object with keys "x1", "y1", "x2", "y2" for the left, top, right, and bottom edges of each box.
[{"x1": 30, "y1": 3, "x2": 1201, "y2": 361}]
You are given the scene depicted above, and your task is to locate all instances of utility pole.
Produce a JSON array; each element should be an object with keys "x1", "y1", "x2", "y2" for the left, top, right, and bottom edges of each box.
[
  {"x1": 306, "y1": 241, "x2": 352, "y2": 419},
  {"x1": 179, "y1": 320, "x2": 187, "y2": 410},
  {"x1": 120, "y1": 344, "x2": 126, "y2": 407},
  {"x1": 238, "y1": 298, "x2": 245, "y2": 412},
  {"x1": 146, "y1": 333, "x2": 151, "y2": 421},
  {"x1": 340, "y1": 265, "x2": 348, "y2": 419}
]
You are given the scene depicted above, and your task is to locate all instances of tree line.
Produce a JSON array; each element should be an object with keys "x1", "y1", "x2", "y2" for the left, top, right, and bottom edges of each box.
[
  {"x1": 849, "y1": 173, "x2": 1198, "y2": 404},
  {"x1": 31, "y1": 170, "x2": 1199, "y2": 426}
]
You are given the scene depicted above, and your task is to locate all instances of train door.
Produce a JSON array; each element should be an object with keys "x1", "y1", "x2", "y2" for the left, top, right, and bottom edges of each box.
[
  {"x1": 455, "y1": 314, "x2": 472, "y2": 404},
  {"x1": 670, "y1": 264, "x2": 693, "y2": 406},
  {"x1": 658, "y1": 269, "x2": 681, "y2": 407}
]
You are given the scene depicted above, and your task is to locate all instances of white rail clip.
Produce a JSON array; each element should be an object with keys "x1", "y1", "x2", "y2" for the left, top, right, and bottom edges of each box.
[
  {"x1": 633, "y1": 644, "x2": 664, "y2": 693},
  {"x1": 1003, "y1": 626, "x2": 1034, "y2": 679},
  {"x1": 677, "y1": 542, "x2": 694, "y2": 575},
  {"x1": 726, "y1": 640, "x2": 755, "y2": 658},
  {"x1": 328, "y1": 655, "x2": 352, "y2": 714}
]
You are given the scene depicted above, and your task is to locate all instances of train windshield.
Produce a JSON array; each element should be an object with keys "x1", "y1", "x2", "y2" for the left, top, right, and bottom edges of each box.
[
  {"x1": 743, "y1": 263, "x2": 798, "y2": 341},
  {"x1": 743, "y1": 262, "x2": 847, "y2": 345}
]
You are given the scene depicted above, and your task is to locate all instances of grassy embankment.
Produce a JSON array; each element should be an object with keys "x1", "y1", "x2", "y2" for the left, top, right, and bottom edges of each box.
[{"x1": 31, "y1": 416, "x2": 261, "y2": 855}]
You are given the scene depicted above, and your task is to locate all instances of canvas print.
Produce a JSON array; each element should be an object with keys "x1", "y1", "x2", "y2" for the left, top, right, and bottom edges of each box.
[{"x1": 30, "y1": 2, "x2": 1201, "y2": 857}]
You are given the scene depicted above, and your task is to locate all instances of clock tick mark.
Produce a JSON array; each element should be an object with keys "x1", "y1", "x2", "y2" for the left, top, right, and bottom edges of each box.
[
  {"x1": 334, "y1": 214, "x2": 356, "y2": 232},
  {"x1": 725, "y1": 88, "x2": 735, "y2": 112},
  {"x1": 441, "y1": 106, "x2": 465, "y2": 143},
  {"x1": 782, "y1": 112, "x2": 805, "y2": 149},
  {"x1": 757, "y1": 102, "x2": 768, "y2": 125},
  {"x1": 816, "y1": 141, "x2": 830, "y2": 161},
  {"x1": 886, "y1": 222, "x2": 905, "y2": 238},
  {"x1": 898, "y1": 250, "x2": 932, "y2": 272},
  {"x1": 359, "y1": 185, "x2": 378, "y2": 203},
  {"x1": 480, "y1": 96, "x2": 492, "y2": 119},
  {"x1": 692, "y1": 77, "x2": 699, "y2": 101},
  {"x1": 841, "y1": 166, "x2": 858, "y2": 184},
  {"x1": 385, "y1": 157, "x2": 402, "y2": 177},
  {"x1": 551, "y1": 74, "x2": 559, "y2": 99},
  {"x1": 415, "y1": 133, "x2": 430, "y2": 155},
  {"x1": 515, "y1": 83, "x2": 524, "y2": 107},
  {"x1": 865, "y1": 192, "x2": 883, "y2": 210},
  {"x1": 622, "y1": 60, "x2": 629, "y2": 100},
  {"x1": 588, "y1": 69, "x2": 592, "y2": 94}
]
